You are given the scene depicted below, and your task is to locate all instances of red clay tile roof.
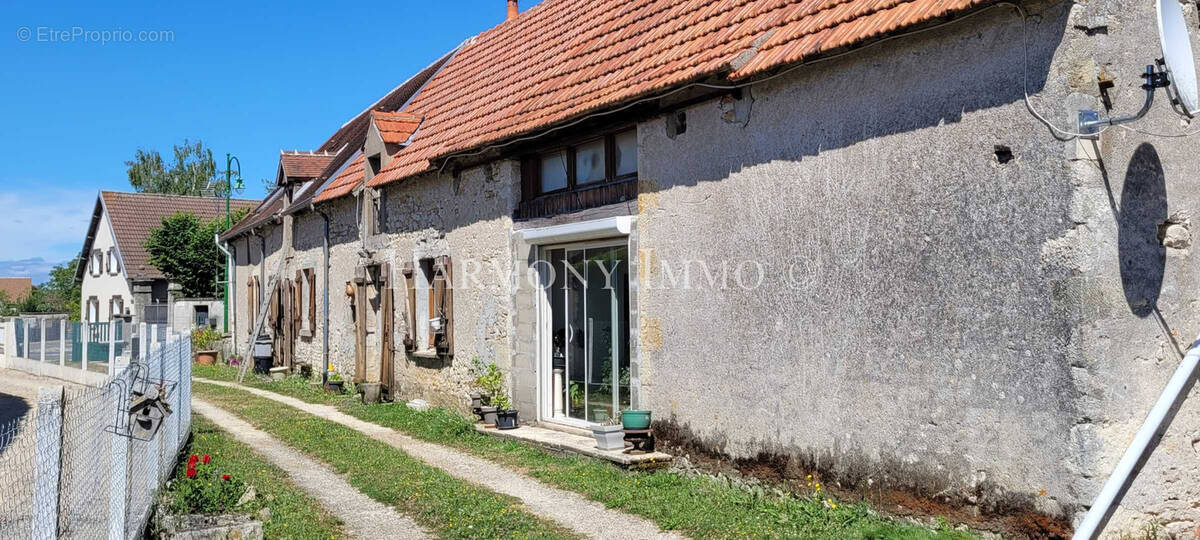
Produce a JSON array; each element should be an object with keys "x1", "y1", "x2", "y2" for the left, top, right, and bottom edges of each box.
[
  {"x1": 359, "y1": 0, "x2": 986, "y2": 190},
  {"x1": 220, "y1": 189, "x2": 287, "y2": 241},
  {"x1": 89, "y1": 192, "x2": 259, "y2": 280},
  {"x1": 313, "y1": 51, "x2": 455, "y2": 156},
  {"x1": 280, "y1": 152, "x2": 338, "y2": 180},
  {"x1": 0, "y1": 277, "x2": 32, "y2": 302},
  {"x1": 314, "y1": 154, "x2": 366, "y2": 203},
  {"x1": 372, "y1": 111, "x2": 424, "y2": 145}
]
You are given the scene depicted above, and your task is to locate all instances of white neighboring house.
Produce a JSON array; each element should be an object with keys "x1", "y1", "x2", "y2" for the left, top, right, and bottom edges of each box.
[{"x1": 75, "y1": 191, "x2": 258, "y2": 330}]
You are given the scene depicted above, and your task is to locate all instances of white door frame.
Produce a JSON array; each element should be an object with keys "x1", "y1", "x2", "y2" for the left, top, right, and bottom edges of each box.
[{"x1": 535, "y1": 237, "x2": 631, "y2": 429}]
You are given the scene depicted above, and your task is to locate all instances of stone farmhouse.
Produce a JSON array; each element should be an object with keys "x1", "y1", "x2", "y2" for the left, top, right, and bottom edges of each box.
[{"x1": 218, "y1": 0, "x2": 1200, "y2": 534}]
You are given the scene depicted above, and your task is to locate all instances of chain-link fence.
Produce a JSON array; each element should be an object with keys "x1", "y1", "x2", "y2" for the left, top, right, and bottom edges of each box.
[{"x1": 0, "y1": 334, "x2": 192, "y2": 540}]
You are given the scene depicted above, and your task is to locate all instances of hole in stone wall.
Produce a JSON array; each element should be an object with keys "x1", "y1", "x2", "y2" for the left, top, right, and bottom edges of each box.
[
  {"x1": 666, "y1": 110, "x2": 687, "y2": 139},
  {"x1": 994, "y1": 145, "x2": 1014, "y2": 164}
]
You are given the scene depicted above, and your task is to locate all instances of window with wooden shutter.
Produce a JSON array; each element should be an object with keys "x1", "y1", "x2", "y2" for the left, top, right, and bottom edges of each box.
[
  {"x1": 305, "y1": 268, "x2": 316, "y2": 333},
  {"x1": 432, "y1": 255, "x2": 454, "y2": 355},
  {"x1": 295, "y1": 270, "x2": 304, "y2": 332},
  {"x1": 247, "y1": 276, "x2": 256, "y2": 334},
  {"x1": 400, "y1": 263, "x2": 417, "y2": 352}
]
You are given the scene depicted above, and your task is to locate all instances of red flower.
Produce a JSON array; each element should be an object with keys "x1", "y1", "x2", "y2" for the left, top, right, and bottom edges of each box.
[
  {"x1": 188, "y1": 455, "x2": 198, "y2": 465},
  {"x1": 185, "y1": 468, "x2": 196, "y2": 479},
  {"x1": 202, "y1": 455, "x2": 211, "y2": 464},
  {"x1": 222, "y1": 474, "x2": 231, "y2": 481}
]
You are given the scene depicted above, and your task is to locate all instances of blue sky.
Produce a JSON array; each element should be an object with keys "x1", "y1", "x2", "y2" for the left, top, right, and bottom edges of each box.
[{"x1": 0, "y1": 0, "x2": 541, "y2": 283}]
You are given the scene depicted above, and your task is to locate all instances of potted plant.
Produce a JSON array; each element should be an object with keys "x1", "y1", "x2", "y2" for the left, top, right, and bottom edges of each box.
[
  {"x1": 474, "y1": 361, "x2": 517, "y2": 429},
  {"x1": 325, "y1": 369, "x2": 344, "y2": 393},
  {"x1": 494, "y1": 393, "x2": 518, "y2": 430},
  {"x1": 621, "y1": 409, "x2": 652, "y2": 430},
  {"x1": 192, "y1": 328, "x2": 221, "y2": 365},
  {"x1": 591, "y1": 414, "x2": 625, "y2": 451}
]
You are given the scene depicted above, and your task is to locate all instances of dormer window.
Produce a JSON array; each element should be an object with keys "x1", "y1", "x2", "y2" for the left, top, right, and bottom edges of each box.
[
  {"x1": 367, "y1": 154, "x2": 382, "y2": 182},
  {"x1": 518, "y1": 127, "x2": 638, "y2": 219}
]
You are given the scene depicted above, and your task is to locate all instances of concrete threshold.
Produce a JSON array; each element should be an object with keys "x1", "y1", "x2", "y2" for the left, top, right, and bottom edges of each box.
[{"x1": 475, "y1": 424, "x2": 673, "y2": 470}]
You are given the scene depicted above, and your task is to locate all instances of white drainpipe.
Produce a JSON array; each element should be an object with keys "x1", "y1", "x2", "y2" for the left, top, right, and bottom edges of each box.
[
  {"x1": 1072, "y1": 335, "x2": 1200, "y2": 539},
  {"x1": 214, "y1": 234, "x2": 235, "y2": 354}
]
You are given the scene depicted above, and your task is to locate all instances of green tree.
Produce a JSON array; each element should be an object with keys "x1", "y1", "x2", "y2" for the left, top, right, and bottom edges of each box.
[
  {"x1": 144, "y1": 210, "x2": 247, "y2": 298},
  {"x1": 42, "y1": 260, "x2": 82, "y2": 320},
  {"x1": 125, "y1": 139, "x2": 227, "y2": 196}
]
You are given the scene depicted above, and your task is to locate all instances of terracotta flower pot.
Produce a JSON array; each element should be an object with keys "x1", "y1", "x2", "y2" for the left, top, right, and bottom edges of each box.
[{"x1": 195, "y1": 350, "x2": 218, "y2": 365}]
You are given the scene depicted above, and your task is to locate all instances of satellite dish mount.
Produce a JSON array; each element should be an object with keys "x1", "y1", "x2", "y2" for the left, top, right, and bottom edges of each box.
[
  {"x1": 1077, "y1": 0, "x2": 1199, "y2": 139},
  {"x1": 1078, "y1": 63, "x2": 1173, "y2": 138}
]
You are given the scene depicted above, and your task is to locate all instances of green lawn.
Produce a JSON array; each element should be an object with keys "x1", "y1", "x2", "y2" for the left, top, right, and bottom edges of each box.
[
  {"x1": 165, "y1": 416, "x2": 347, "y2": 539},
  {"x1": 193, "y1": 364, "x2": 972, "y2": 539},
  {"x1": 194, "y1": 381, "x2": 578, "y2": 539}
]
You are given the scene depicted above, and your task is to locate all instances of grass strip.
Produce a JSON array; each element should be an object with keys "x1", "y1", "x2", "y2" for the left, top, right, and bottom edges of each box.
[
  {"x1": 166, "y1": 415, "x2": 347, "y2": 539},
  {"x1": 194, "y1": 365, "x2": 972, "y2": 539},
  {"x1": 194, "y1": 381, "x2": 577, "y2": 539}
]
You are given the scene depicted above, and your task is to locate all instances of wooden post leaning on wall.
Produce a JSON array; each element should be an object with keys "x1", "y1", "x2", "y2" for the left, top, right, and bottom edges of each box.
[
  {"x1": 380, "y1": 262, "x2": 394, "y2": 399},
  {"x1": 353, "y1": 275, "x2": 367, "y2": 383}
]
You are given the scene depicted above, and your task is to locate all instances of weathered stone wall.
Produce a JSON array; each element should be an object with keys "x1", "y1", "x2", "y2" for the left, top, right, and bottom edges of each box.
[
  {"x1": 374, "y1": 162, "x2": 518, "y2": 411},
  {"x1": 1061, "y1": 0, "x2": 1200, "y2": 535},
  {"x1": 634, "y1": 1, "x2": 1198, "y2": 533},
  {"x1": 312, "y1": 197, "x2": 361, "y2": 379}
]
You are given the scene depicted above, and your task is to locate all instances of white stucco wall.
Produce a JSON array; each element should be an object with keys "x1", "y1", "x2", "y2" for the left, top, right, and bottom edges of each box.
[{"x1": 80, "y1": 209, "x2": 132, "y2": 323}]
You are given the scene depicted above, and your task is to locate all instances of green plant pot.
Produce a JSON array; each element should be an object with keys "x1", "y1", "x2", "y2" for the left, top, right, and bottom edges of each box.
[{"x1": 621, "y1": 410, "x2": 651, "y2": 430}]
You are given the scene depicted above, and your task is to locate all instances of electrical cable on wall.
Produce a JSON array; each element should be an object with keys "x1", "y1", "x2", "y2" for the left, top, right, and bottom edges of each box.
[{"x1": 436, "y1": 0, "x2": 1200, "y2": 176}]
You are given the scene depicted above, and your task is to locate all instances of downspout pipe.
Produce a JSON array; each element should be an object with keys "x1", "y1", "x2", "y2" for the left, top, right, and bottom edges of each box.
[
  {"x1": 214, "y1": 234, "x2": 236, "y2": 355},
  {"x1": 314, "y1": 204, "x2": 331, "y2": 386},
  {"x1": 1072, "y1": 335, "x2": 1200, "y2": 539}
]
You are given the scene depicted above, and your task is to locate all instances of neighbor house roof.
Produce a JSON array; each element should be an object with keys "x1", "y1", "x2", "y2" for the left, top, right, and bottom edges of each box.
[
  {"x1": 330, "y1": 0, "x2": 988, "y2": 193},
  {"x1": 0, "y1": 277, "x2": 32, "y2": 302},
  {"x1": 371, "y1": 111, "x2": 424, "y2": 145},
  {"x1": 279, "y1": 152, "x2": 339, "y2": 180},
  {"x1": 77, "y1": 191, "x2": 259, "y2": 282}
]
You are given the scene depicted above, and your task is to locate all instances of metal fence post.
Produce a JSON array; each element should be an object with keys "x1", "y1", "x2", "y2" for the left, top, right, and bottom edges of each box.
[
  {"x1": 1, "y1": 317, "x2": 14, "y2": 368},
  {"x1": 39, "y1": 319, "x2": 46, "y2": 363},
  {"x1": 81, "y1": 324, "x2": 89, "y2": 374},
  {"x1": 148, "y1": 340, "x2": 161, "y2": 487},
  {"x1": 31, "y1": 385, "x2": 64, "y2": 540},
  {"x1": 108, "y1": 369, "x2": 129, "y2": 540},
  {"x1": 23, "y1": 318, "x2": 30, "y2": 360},
  {"x1": 108, "y1": 322, "x2": 116, "y2": 375},
  {"x1": 58, "y1": 319, "x2": 66, "y2": 367}
]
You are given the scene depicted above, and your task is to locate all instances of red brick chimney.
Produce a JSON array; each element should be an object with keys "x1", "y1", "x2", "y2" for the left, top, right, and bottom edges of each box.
[{"x1": 507, "y1": 0, "x2": 519, "y2": 21}]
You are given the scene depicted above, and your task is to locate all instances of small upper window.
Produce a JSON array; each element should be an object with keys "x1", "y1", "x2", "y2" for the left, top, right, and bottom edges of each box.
[
  {"x1": 539, "y1": 152, "x2": 568, "y2": 193},
  {"x1": 575, "y1": 139, "x2": 606, "y2": 185},
  {"x1": 614, "y1": 130, "x2": 637, "y2": 177},
  {"x1": 527, "y1": 128, "x2": 637, "y2": 197}
]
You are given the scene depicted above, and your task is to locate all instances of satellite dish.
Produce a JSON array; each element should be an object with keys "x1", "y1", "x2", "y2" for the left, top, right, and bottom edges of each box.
[{"x1": 1158, "y1": 0, "x2": 1199, "y2": 115}]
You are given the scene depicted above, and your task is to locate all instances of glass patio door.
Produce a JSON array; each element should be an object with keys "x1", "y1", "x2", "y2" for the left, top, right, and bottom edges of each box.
[{"x1": 546, "y1": 243, "x2": 631, "y2": 424}]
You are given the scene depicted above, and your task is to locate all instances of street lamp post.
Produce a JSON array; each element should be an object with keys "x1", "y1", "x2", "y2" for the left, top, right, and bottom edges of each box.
[{"x1": 222, "y1": 153, "x2": 245, "y2": 334}]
